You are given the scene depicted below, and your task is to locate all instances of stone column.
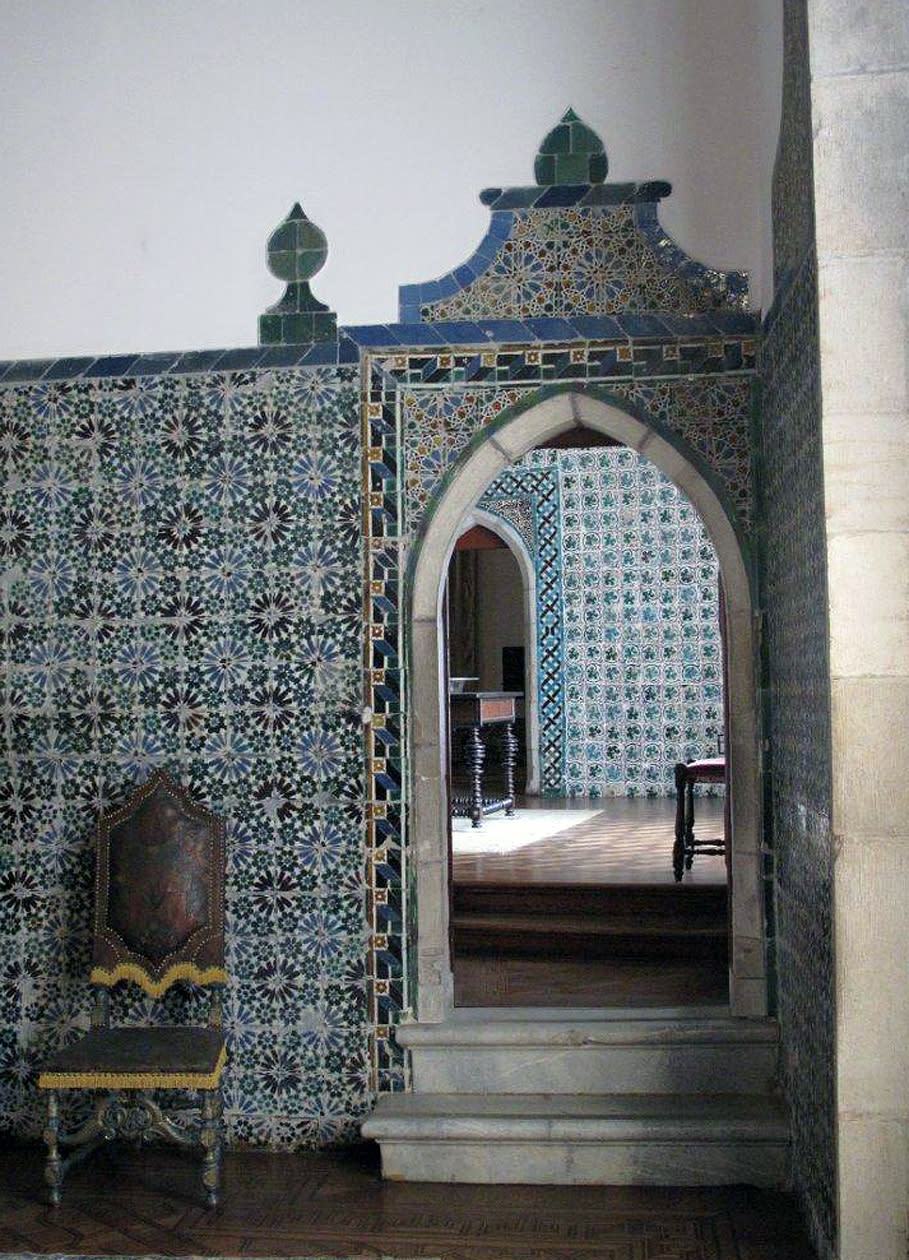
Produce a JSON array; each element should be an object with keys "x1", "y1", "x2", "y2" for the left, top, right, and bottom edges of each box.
[{"x1": 807, "y1": 3, "x2": 909, "y2": 1255}]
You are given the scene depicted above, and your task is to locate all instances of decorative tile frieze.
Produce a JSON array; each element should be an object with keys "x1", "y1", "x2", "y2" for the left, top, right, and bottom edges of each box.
[
  {"x1": 390, "y1": 357, "x2": 754, "y2": 538},
  {"x1": 411, "y1": 207, "x2": 750, "y2": 324}
]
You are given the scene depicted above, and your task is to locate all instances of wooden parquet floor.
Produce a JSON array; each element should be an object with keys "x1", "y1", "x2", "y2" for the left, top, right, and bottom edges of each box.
[
  {"x1": 0, "y1": 1139, "x2": 817, "y2": 1260},
  {"x1": 452, "y1": 796, "x2": 726, "y2": 886}
]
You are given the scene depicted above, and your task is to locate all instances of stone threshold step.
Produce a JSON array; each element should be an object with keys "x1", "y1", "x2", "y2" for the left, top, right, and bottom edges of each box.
[
  {"x1": 362, "y1": 1092, "x2": 790, "y2": 1186},
  {"x1": 397, "y1": 1014, "x2": 778, "y2": 1049},
  {"x1": 453, "y1": 913, "x2": 726, "y2": 936},
  {"x1": 365, "y1": 1091, "x2": 788, "y2": 1139}
]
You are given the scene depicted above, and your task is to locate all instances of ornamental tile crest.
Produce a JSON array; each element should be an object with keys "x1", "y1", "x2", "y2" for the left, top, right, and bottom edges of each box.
[{"x1": 400, "y1": 109, "x2": 749, "y2": 323}]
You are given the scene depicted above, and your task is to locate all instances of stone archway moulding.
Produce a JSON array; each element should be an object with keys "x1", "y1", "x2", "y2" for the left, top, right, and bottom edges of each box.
[{"x1": 409, "y1": 390, "x2": 766, "y2": 1022}]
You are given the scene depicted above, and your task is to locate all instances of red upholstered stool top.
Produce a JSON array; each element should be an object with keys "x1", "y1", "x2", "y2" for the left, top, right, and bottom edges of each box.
[{"x1": 684, "y1": 756, "x2": 726, "y2": 779}]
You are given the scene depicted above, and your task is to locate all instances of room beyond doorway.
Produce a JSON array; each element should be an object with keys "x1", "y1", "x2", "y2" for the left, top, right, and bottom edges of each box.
[
  {"x1": 451, "y1": 794, "x2": 728, "y2": 1007},
  {"x1": 444, "y1": 430, "x2": 730, "y2": 1011}
]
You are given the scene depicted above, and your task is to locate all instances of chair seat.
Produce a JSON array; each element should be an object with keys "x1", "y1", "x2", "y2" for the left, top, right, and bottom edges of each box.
[
  {"x1": 39, "y1": 1026, "x2": 225, "y2": 1090},
  {"x1": 684, "y1": 756, "x2": 726, "y2": 779}
]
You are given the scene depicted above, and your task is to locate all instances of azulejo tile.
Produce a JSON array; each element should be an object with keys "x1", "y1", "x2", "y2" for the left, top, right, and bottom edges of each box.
[
  {"x1": 4, "y1": 165, "x2": 761, "y2": 1156},
  {"x1": 0, "y1": 364, "x2": 375, "y2": 1146},
  {"x1": 412, "y1": 201, "x2": 749, "y2": 324}
]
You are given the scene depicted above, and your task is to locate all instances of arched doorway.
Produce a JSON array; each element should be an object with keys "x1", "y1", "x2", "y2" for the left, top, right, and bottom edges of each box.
[
  {"x1": 408, "y1": 389, "x2": 765, "y2": 1022},
  {"x1": 448, "y1": 509, "x2": 541, "y2": 795}
]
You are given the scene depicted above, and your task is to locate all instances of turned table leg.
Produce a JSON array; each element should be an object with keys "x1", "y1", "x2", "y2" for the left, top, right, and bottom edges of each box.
[
  {"x1": 466, "y1": 723, "x2": 485, "y2": 828},
  {"x1": 201, "y1": 1086, "x2": 223, "y2": 1208},
  {"x1": 503, "y1": 721, "x2": 517, "y2": 816},
  {"x1": 44, "y1": 1089, "x2": 63, "y2": 1206}
]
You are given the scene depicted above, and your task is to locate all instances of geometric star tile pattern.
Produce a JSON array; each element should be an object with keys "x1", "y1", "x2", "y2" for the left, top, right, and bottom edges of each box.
[
  {"x1": 0, "y1": 365, "x2": 371, "y2": 1148},
  {"x1": 0, "y1": 340, "x2": 758, "y2": 1149},
  {"x1": 418, "y1": 205, "x2": 750, "y2": 323}
]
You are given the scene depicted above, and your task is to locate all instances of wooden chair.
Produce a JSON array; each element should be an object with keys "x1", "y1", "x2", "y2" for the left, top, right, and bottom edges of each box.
[
  {"x1": 673, "y1": 757, "x2": 728, "y2": 881},
  {"x1": 38, "y1": 770, "x2": 227, "y2": 1207}
]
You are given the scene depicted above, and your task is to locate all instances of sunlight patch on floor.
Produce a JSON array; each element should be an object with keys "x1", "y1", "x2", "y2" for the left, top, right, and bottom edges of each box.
[{"x1": 451, "y1": 808, "x2": 602, "y2": 854}]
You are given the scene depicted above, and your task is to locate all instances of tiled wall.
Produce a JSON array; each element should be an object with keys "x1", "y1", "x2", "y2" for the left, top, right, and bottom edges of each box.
[
  {"x1": 0, "y1": 335, "x2": 759, "y2": 1143},
  {"x1": 0, "y1": 122, "x2": 768, "y2": 1145},
  {"x1": 0, "y1": 365, "x2": 372, "y2": 1148},
  {"x1": 483, "y1": 446, "x2": 723, "y2": 797},
  {"x1": 410, "y1": 204, "x2": 749, "y2": 324},
  {"x1": 760, "y1": 2, "x2": 836, "y2": 1255}
]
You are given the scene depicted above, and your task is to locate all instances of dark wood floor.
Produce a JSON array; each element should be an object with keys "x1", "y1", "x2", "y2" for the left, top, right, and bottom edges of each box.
[
  {"x1": 449, "y1": 794, "x2": 729, "y2": 1008},
  {"x1": 0, "y1": 1138, "x2": 817, "y2": 1259}
]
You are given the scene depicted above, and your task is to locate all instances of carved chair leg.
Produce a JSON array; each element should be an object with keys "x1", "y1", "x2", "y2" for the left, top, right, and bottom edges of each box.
[
  {"x1": 673, "y1": 763, "x2": 687, "y2": 882},
  {"x1": 43, "y1": 1090, "x2": 63, "y2": 1206},
  {"x1": 200, "y1": 1086, "x2": 223, "y2": 1208}
]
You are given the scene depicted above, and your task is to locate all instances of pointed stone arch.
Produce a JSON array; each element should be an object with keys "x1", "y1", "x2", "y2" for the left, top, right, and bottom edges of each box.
[{"x1": 408, "y1": 388, "x2": 765, "y2": 1022}]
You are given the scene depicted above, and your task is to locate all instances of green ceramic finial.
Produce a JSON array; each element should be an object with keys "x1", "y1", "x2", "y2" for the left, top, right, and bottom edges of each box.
[
  {"x1": 534, "y1": 107, "x2": 608, "y2": 186},
  {"x1": 259, "y1": 202, "x2": 337, "y2": 345},
  {"x1": 267, "y1": 202, "x2": 328, "y2": 283}
]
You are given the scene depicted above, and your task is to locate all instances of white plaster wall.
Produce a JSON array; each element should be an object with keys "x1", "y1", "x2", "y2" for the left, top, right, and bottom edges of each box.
[
  {"x1": 0, "y1": 0, "x2": 781, "y2": 360},
  {"x1": 476, "y1": 549, "x2": 524, "y2": 691}
]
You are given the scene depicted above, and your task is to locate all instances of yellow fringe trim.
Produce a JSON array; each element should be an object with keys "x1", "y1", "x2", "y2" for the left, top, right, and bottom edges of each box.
[
  {"x1": 90, "y1": 962, "x2": 227, "y2": 996},
  {"x1": 38, "y1": 1044, "x2": 226, "y2": 1091}
]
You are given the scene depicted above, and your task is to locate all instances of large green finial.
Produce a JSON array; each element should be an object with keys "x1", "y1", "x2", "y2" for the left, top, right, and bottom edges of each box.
[
  {"x1": 258, "y1": 202, "x2": 337, "y2": 345},
  {"x1": 534, "y1": 108, "x2": 608, "y2": 186}
]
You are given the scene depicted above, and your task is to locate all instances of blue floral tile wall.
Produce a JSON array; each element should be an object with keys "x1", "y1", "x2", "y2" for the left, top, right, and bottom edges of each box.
[
  {"x1": 0, "y1": 366, "x2": 373, "y2": 1148},
  {"x1": 483, "y1": 447, "x2": 723, "y2": 797}
]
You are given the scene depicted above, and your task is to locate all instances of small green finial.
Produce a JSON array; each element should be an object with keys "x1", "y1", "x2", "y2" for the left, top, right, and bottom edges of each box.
[
  {"x1": 258, "y1": 202, "x2": 337, "y2": 345},
  {"x1": 534, "y1": 108, "x2": 608, "y2": 186}
]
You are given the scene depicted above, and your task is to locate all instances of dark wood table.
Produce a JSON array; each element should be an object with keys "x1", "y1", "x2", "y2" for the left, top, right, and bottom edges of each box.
[{"x1": 449, "y1": 690, "x2": 521, "y2": 828}]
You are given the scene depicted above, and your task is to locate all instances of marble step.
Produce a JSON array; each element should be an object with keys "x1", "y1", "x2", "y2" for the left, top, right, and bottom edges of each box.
[
  {"x1": 397, "y1": 1012, "x2": 779, "y2": 1094},
  {"x1": 452, "y1": 911, "x2": 727, "y2": 959},
  {"x1": 362, "y1": 1092, "x2": 790, "y2": 1186}
]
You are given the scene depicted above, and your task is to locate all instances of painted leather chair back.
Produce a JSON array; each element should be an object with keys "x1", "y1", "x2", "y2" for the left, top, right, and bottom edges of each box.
[{"x1": 92, "y1": 769, "x2": 226, "y2": 996}]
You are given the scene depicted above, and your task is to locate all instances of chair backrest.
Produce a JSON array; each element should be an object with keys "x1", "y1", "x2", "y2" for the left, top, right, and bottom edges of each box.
[{"x1": 90, "y1": 770, "x2": 226, "y2": 997}]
